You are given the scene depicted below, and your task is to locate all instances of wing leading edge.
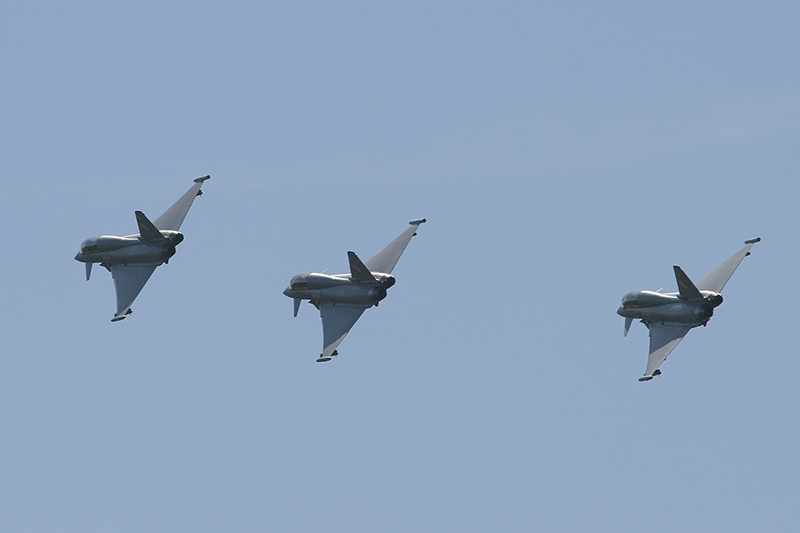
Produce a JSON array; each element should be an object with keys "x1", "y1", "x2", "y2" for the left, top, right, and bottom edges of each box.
[
  {"x1": 110, "y1": 264, "x2": 157, "y2": 321},
  {"x1": 318, "y1": 303, "x2": 368, "y2": 362},
  {"x1": 152, "y1": 175, "x2": 210, "y2": 231},
  {"x1": 695, "y1": 238, "x2": 761, "y2": 293},
  {"x1": 641, "y1": 323, "x2": 692, "y2": 381},
  {"x1": 363, "y1": 218, "x2": 426, "y2": 274}
]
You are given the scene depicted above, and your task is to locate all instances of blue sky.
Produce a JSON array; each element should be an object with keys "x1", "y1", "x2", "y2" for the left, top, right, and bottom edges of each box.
[{"x1": 2, "y1": 2, "x2": 798, "y2": 531}]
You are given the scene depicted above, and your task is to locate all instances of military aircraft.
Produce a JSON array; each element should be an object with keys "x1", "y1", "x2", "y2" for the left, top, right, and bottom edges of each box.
[
  {"x1": 284, "y1": 218, "x2": 426, "y2": 362},
  {"x1": 617, "y1": 238, "x2": 760, "y2": 381},
  {"x1": 75, "y1": 176, "x2": 210, "y2": 321}
]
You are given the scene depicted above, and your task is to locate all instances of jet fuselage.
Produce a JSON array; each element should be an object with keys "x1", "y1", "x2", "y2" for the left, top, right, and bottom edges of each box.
[
  {"x1": 283, "y1": 272, "x2": 395, "y2": 307},
  {"x1": 74, "y1": 230, "x2": 183, "y2": 267},
  {"x1": 616, "y1": 289, "x2": 723, "y2": 326}
]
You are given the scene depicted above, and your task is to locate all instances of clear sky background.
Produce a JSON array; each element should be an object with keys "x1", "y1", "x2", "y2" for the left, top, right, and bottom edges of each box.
[{"x1": 1, "y1": 2, "x2": 798, "y2": 531}]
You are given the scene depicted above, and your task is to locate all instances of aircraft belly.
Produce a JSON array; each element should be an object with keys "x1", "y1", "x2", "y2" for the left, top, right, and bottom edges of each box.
[
  {"x1": 96, "y1": 244, "x2": 169, "y2": 266},
  {"x1": 637, "y1": 303, "x2": 703, "y2": 325},
  {"x1": 315, "y1": 285, "x2": 379, "y2": 305}
]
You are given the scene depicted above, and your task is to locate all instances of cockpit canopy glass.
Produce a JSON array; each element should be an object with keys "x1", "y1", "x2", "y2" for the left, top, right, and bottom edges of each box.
[
  {"x1": 621, "y1": 292, "x2": 639, "y2": 308},
  {"x1": 81, "y1": 237, "x2": 99, "y2": 254},
  {"x1": 290, "y1": 274, "x2": 309, "y2": 290}
]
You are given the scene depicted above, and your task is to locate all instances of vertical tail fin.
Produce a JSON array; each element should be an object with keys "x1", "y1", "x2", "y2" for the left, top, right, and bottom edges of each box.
[
  {"x1": 85, "y1": 262, "x2": 92, "y2": 281},
  {"x1": 293, "y1": 298, "x2": 301, "y2": 317},
  {"x1": 673, "y1": 265, "x2": 703, "y2": 299},
  {"x1": 135, "y1": 211, "x2": 165, "y2": 241},
  {"x1": 624, "y1": 317, "x2": 633, "y2": 337},
  {"x1": 348, "y1": 251, "x2": 376, "y2": 282}
]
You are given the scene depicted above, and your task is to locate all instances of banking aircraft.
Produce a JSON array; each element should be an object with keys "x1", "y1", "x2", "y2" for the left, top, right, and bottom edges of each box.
[
  {"x1": 284, "y1": 219, "x2": 426, "y2": 362},
  {"x1": 617, "y1": 238, "x2": 760, "y2": 381},
  {"x1": 75, "y1": 176, "x2": 210, "y2": 321}
]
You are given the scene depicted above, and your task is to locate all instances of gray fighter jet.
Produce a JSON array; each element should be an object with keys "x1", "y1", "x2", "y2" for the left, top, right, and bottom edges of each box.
[
  {"x1": 284, "y1": 218, "x2": 426, "y2": 362},
  {"x1": 75, "y1": 176, "x2": 210, "y2": 321},
  {"x1": 617, "y1": 238, "x2": 759, "y2": 381}
]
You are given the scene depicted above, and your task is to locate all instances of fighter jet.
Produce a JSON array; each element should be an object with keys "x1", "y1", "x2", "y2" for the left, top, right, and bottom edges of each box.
[
  {"x1": 75, "y1": 176, "x2": 210, "y2": 321},
  {"x1": 617, "y1": 238, "x2": 759, "y2": 381},
  {"x1": 284, "y1": 218, "x2": 426, "y2": 362}
]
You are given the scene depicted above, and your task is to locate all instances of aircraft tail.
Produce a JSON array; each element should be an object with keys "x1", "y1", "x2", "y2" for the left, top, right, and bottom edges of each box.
[
  {"x1": 348, "y1": 251, "x2": 376, "y2": 282},
  {"x1": 85, "y1": 262, "x2": 92, "y2": 281},
  {"x1": 293, "y1": 298, "x2": 301, "y2": 317},
  {"x1": 673, "y1": 265, "x2": 703, "y2": 299},
  {"x1": 624, "y1": 317, "x2": 632, "y2": 337},
  {"x1": 135, "y1": 211, "x2": 165, "y2": 242}
]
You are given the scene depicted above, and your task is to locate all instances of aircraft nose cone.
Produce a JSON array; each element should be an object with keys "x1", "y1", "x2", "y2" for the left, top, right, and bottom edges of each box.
[{"x1": 283, "y1": 286, "x2": 292, "y2": 297}]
